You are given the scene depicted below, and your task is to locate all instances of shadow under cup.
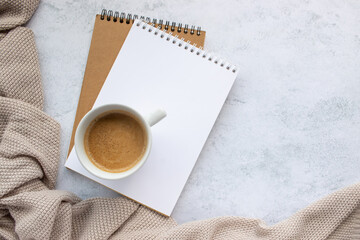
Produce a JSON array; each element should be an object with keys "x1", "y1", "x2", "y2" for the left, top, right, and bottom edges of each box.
[{"x1": 75, "y1": 104, "x2": 152, "y2": 180}]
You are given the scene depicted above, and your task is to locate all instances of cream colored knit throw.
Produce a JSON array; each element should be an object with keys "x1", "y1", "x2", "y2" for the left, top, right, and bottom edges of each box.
[{"x1": 1, "y1": 0, "x2": 360, "y2": 239}]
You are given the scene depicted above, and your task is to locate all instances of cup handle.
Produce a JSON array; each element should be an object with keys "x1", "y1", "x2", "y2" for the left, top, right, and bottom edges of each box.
[{"x1": 144, "y1": 109, "x2": 167, "y2": 127}]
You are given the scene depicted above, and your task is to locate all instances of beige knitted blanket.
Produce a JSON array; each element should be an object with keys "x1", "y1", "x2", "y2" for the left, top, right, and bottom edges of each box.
[{"x1": 0, "y1": 0, "x2": 360, "y2": 239}]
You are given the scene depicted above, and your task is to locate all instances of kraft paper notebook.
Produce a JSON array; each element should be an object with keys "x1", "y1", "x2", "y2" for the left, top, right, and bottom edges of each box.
[
  {"x1": 68, "y1": 9, "x2": 206, "y2": 155},
  {"x1": 66, "y1": 19, "x2": 237, "y2": 216}
]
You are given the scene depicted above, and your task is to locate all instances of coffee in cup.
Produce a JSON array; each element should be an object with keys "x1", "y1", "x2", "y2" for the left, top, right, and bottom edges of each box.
[
  {"x1": 75, "y1": 104, "x2": 166, "y2": 180},
  {"x1": 84, "y1": 110, "x2": 147, "y2": 173}
]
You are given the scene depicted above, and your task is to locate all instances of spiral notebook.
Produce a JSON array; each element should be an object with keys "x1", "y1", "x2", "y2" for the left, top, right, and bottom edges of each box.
[
  {"x1": 68, "y1": 10, "x2": 206, "y2": 155},
  {"x1": 66, "y1": 19, "x2": 237, "y2": 216}
]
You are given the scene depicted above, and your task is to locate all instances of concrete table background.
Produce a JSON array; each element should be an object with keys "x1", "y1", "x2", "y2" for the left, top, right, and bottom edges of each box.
[{"x1": 27, "y1": 0, "x2": 360, "y2": 224}]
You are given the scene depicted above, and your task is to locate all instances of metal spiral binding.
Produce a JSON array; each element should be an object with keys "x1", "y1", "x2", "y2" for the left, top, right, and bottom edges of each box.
[
  {"x1": 135, "y1": 21, "x2": 237, "y2": 73},
  {"x1": 100, "y1": 9, "x2": 202, "y2": 36}
]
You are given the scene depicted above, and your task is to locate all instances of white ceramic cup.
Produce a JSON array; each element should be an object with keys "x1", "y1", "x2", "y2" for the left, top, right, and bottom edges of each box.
[{"x1": 75, "y1": 104, "x2": 166, "y2": 180}]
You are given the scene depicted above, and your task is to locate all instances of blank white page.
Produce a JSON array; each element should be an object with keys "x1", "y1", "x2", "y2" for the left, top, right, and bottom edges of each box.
[{"x1": 66, "y1": 20, "x2": 237, "y2": 216}]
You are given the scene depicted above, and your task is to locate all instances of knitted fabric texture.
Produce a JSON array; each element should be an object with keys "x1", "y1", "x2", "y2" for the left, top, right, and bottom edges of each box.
[{"x1": 0, "y1": 0, "x2": 360, "y2": 239}]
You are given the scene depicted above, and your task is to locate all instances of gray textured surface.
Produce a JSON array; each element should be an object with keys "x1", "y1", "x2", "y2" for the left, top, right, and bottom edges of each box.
[{"x1": 27, "y1": 0, "x2": 360, "y2": 224}]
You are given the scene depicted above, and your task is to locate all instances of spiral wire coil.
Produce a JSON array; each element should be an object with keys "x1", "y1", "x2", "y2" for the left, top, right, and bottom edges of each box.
[
  {"x1": 135, "y1": 20, "x2": 237, "y2": 73},
  {"x1": 100, "y1": 9, "x2": 202, "y2": 36}
]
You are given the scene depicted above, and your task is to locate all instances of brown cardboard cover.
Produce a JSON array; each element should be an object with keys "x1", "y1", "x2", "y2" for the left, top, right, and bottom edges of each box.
[{"x1": 68, "y1": 15, "x2": 206, "y2": 155}]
